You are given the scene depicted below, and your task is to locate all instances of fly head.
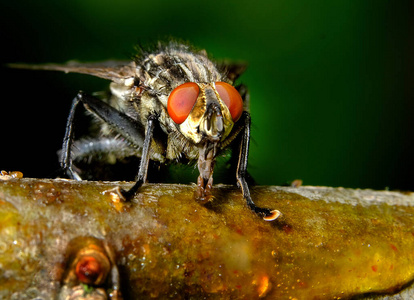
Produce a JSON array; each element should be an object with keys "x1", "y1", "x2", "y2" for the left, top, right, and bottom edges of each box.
[{"x1": 166, "y1": 79, "x2": 245, "y2": 201}]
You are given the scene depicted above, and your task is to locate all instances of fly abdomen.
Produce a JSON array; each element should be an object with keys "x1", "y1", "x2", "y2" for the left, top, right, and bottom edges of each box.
[{"x1": 70, "y1": 138, "x2": 140, "y2": 164}]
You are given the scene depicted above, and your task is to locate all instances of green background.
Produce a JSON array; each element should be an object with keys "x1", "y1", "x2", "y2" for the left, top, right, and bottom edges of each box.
[{"x1": 1, "y1": 0, "x2": 413, "y2": 190}]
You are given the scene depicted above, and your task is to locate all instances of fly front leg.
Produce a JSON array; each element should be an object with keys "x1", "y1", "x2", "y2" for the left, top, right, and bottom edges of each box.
[
  {"x1": 120, "y1": 114, "x2": 157, "y2": 200},
  {"x1": 237, "y1": 112, "x2": 281, "y2": 221}
]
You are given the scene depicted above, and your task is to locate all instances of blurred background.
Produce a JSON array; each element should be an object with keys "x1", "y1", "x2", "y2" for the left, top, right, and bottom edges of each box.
[{"x1": 1, "y1": 0, "x2": 413, "y2": 190}]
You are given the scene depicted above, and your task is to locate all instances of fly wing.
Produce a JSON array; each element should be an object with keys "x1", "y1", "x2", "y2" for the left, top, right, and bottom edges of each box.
[
  {"x1": 216, "y1": 60, "x2": 247, "y2": 83},
  {"x1": 8, "y1": 60, "x2": 136, "y2": 85}
]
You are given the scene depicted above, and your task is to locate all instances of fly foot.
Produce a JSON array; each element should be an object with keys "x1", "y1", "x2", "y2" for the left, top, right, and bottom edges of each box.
[
  {"x1": 116, "y1": 179, "x2": 145, "y2": 201},
  {"x1": 249, "y1": 204, "x2": 281, "y2": 221},
  {"x1": 58, "y1": 166, "x2": 82, "y2": 181}
]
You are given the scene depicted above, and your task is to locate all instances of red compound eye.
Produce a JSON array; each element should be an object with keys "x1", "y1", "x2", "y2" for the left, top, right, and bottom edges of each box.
[
  {"x1": 168, "y1": 82, "x2": 200, "y2": 124},
  {"x1": 215, "y1": 82, "x2": 243, "y2": 122}
]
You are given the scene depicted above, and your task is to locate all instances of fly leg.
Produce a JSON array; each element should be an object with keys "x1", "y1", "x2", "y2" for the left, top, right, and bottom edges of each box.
[
  {"x1": 120, "y1": 114, "x2": 157, "y2": 199},
  {"x1": 237, "y1": 112, "x2": 281, "y2": 221},
  {"x1": 60, "y1": 91, "x2": 145, "y2": 183},
  {"x1": 60, "y1": 95, "x2": 83, "y2": 180}
]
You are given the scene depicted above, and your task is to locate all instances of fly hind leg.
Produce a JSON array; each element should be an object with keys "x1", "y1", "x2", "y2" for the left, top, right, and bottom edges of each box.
[
  {"x1": 59, "y1": 91, "x2": 146, "y2": 192},
  {"x1": 59, "y1": 94, "x2": 83, "y2": 180}
]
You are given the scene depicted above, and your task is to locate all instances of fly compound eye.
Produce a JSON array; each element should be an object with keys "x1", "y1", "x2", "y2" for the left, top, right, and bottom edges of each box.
[
  {"x1": 215, "y1": 82, "x2": 243, "y2": 122},
  {"x1": 168, "y1": 82, "x2": 200, "y2": 124}
]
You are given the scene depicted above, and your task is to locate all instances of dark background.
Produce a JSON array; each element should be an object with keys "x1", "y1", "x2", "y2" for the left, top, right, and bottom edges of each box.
[{"x1": 1, "y1": 0, "x2": 413, "y2": 190}]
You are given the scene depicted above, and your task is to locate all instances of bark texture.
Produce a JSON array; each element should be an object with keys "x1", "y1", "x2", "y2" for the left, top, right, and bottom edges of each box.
[{"x1": 0, "y1": 178, "x2": 413, "y2": 299}]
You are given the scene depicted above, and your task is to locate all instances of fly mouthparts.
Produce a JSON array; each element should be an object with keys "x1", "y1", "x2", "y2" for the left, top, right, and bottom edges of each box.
[{"x1": 200, "y1": 113, "x2": 224, "y2": 141}]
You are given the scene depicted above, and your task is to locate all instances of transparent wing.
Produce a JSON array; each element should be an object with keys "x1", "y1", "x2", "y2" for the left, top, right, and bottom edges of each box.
[
  {"x1": 8, "y1": 60, "x2": 136, "y2": 85},
  {"x1": 216, "y1": 60, "x2": 248, "y2": 83}
]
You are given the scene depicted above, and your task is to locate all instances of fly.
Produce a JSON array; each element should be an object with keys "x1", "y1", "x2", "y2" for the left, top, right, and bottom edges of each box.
[{"x1": 10, "y1": 42, "x2": 281, "y2": 221}]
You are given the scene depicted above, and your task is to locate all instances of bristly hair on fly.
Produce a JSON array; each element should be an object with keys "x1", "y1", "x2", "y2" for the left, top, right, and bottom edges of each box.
[
  {"x1": 133, "y1": 40, "x2": 247, "y2": 86},
  {"x1": 133, "y1": 39, "x2": 203, "y2": 61}
]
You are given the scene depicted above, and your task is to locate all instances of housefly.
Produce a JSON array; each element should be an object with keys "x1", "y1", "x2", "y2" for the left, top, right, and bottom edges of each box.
[{"x1": 10, "y1": 42, "x2": 280, "y2": 221}]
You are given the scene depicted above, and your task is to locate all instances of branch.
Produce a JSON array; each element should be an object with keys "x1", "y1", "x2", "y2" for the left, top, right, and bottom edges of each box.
[{"x1": 0, "y1": 178, "x2": 413, "y2": 299}]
